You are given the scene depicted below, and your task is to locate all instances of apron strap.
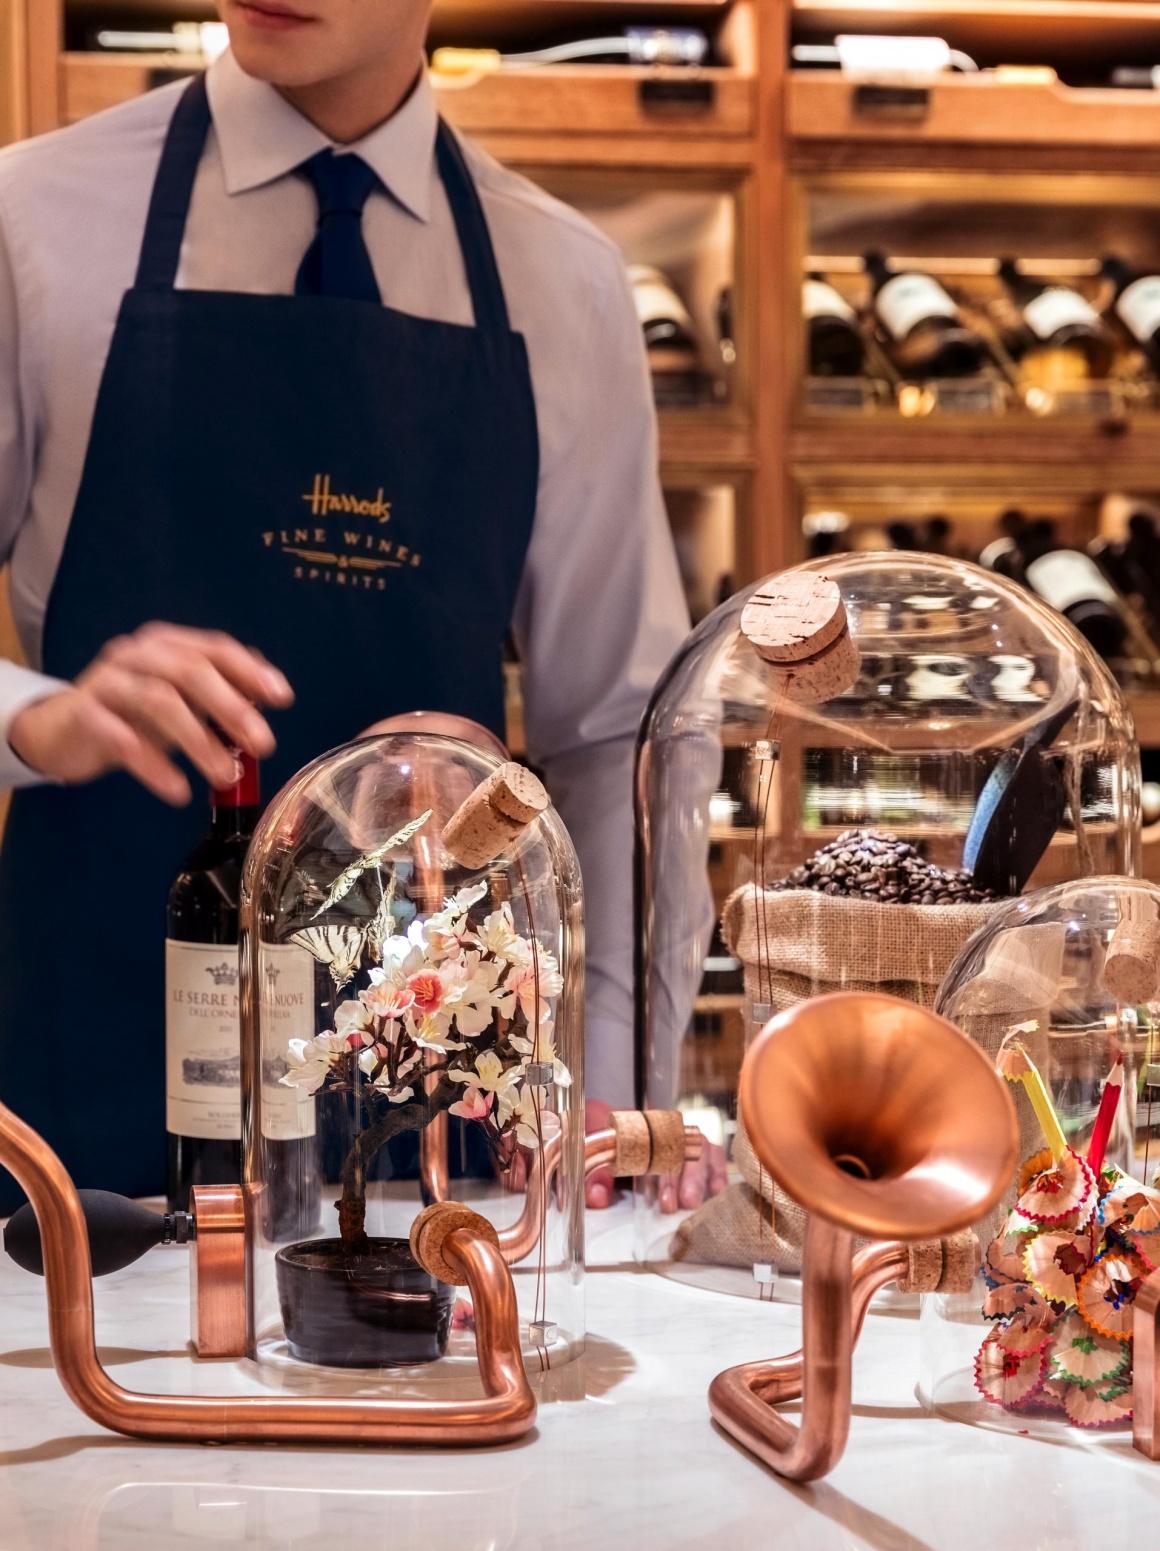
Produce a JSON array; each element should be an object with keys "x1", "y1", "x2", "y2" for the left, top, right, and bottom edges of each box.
[
  {"x1": 434, "y1": 121, "x2": 512, "y2": 342},
  {"x1": 135, "y1": 76, "x2": 514, "y2": 344},
  {"x1": 135, "y1": 74, "x2": 213, "y2": 292}
]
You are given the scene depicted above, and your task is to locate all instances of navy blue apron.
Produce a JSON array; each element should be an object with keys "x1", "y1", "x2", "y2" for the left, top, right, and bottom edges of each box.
[{"x1": 0, "y1": 76, "x2": 538, "y2": 1210}]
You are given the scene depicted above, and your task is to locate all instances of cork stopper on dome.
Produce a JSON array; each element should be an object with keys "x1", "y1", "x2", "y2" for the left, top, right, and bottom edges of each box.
[
  {"x1": 739, "y1": 572, "x2": 859, "y2": 705},
  {"x1": 740, "y1": 574, "x2": 847, "y2": 664}
]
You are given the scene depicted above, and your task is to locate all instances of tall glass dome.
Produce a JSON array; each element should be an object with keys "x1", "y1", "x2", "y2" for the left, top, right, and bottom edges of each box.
[
  {"x1": 635, "y1": 552, "x2": 1140, "y2": 1303},
  {"x1": 238, "y1": 731, "x2": 584, "y2": 1381},
  {"x1": 925, "y1": 876, "x2": 1160, "y2": 1441}
]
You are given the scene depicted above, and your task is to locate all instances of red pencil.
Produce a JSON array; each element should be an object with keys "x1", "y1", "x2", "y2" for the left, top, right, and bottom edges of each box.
[{"x1": 1087, "y1": 1054, "x2": 1125, "y2": 1176}]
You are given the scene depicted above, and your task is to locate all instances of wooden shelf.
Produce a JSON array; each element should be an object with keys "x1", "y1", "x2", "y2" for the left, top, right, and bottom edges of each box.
[
  {"x1": 660, "y1": 413, "x2": 755, "y2": 471},
  {"x1": 792, "y1": 0, "x2": 1160, "y2": 69},
  {"x1": 788, "y1": 424, "x2": 1160, "y2": 479},
  {"x1": 1130, "y1": 693, "x2": 1160, "y2": 748},
  {"x1": 59, "y1": 54, "x2": 754, "y2": 140},
  {"x1": 789, "y1": 75, "x2": 1160, "y2": 158}
]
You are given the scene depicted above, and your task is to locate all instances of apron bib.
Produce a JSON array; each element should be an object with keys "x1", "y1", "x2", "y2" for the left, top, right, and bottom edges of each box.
[{"x1": 0, "y1": 77, "x2": 538, "y2": 1208}]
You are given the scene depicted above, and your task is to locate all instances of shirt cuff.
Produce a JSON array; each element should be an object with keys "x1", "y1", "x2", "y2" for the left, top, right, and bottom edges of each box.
[{"x1": 0, "y1": 663, "x2": 69, "y2": 788}]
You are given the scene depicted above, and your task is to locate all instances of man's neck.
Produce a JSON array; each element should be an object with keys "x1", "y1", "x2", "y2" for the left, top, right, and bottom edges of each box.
[{"x1": 278, "y1": 53, "x2": 423, "y2": 144}]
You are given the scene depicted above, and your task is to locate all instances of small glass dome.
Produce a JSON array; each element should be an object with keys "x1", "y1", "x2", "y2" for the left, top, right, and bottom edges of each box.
[
  {"x1": 238, "y1": 732, "x2": 584, "y2": 1380},
  {"x1": 634, "y1": 552, "x2": 1140, "y2": 1302},
  {"x1": 924, "y1": 876, "x2": 1160, "y2": 1441}
]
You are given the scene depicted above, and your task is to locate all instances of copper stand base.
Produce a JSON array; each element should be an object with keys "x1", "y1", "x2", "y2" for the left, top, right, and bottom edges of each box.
[{"x1": 0, "y1": 1100, "x2": 535, "y2": 1447}]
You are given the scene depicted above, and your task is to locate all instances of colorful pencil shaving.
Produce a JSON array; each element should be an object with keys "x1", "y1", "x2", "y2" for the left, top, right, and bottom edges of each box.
[
  {"x1": 1086, "y1": 1053, "x2": 1124, "y2": 1176},
  {"x1": 996, "y1": 1040, "x2": 1068, "y2": 1161}
]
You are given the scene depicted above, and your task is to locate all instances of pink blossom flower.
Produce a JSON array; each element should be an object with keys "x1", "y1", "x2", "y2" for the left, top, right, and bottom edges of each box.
[
  {"x1": 407, "y1": 969, "x2": 446, "y2": 1016},
  {"x1": 449, "y1": 1086, "x2": 493, "y2": 1123},
  {"x1": 361, "y1": 980, "x2": 415, "y2": 1021}
]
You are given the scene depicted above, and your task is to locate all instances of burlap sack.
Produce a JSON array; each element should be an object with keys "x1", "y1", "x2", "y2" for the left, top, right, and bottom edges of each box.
[{"x1": 671, "y1": 886, "x2": 1003, "y2": 1272}]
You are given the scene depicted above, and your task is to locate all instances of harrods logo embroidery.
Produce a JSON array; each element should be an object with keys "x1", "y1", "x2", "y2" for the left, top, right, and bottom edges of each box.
[{"x1": 261, "y1": 473, "x2": 423, "y2": 591}]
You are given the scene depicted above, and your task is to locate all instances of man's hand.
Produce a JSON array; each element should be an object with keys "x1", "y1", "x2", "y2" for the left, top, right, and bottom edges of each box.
[
  {"x1": 8, "y1": 622, "x2": 294, "y2": 805},
  {"x1": 584, "y1": 1099, "x2": 729, "y2": 1211}
]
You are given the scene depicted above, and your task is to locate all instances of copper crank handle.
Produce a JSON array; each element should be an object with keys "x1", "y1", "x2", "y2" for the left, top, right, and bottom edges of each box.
[{"x1": 0, "y1": 1098, "x2": 536, "y2": 1447}]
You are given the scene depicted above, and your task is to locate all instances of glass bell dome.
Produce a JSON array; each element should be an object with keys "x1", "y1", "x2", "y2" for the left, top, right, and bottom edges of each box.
[
  {"x1": 924, "y1": 875, "x2": 1160, "y2": 1441},
  {"x1": 634, "y1": 552, "x2": 1140, "y2": 1303},
  {"x1": 238, "y1": 731, "x2": 584, "y2": 1380}
]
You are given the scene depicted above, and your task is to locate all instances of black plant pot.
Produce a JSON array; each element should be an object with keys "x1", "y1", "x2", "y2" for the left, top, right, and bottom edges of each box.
[{"x1": 276, "y1": 1237, "x2": 456, "y2": 1368}]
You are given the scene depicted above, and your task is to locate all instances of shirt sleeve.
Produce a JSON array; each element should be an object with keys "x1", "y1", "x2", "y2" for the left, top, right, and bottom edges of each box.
[
  {"x1": 511, "y1": 250, "x2": 690, "y2": 1108},
  {"x1": 0, "y1": 206, "x2": 69, "y2": 787}
]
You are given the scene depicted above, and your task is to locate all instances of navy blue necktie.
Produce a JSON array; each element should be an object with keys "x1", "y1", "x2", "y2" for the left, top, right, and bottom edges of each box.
[{"x1": 295, "y1": 150, "x2": 382, "y2": 303}]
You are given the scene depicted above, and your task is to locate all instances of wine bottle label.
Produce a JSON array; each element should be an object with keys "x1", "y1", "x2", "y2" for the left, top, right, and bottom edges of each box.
[
  {"x1": 166, "y1": 940, "x2": 242, "y2": 1140},
  {"x1": 258, "y1": 942, "x2": 318, "y2": 1142},
  {"x1": 803, "y1": 278, "x2": 856, "y2": 323},
  {"x1": 1022, "y1": 287, "x2": 1100, "y2": 342},
  {"x1": 1117, "y1": 275, "x2": 1160, "y2": 342},
  {"x1": 875, "y1": 273, "x2": 958, "y2": 339},
  {"x1": 1025, "y1": 550, "x2": 1120, "y2": 615}
]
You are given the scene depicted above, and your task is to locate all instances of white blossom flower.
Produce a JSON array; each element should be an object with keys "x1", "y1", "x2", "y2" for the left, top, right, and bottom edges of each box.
[
  {"x1": 279, "y1": 1032, "x2": 347, "y2": 1093},
  {"x1": 443, "y1": 953, "x2": 506, "y2": 1037},
  {"x1": 475, "y1": 903, "x2": 520, "y2": 959},
  {"x1": 335, "y1": 998, "x2": 376, "y2": 1045}
]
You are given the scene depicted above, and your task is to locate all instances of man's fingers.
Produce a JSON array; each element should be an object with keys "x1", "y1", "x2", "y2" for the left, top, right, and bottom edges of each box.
[
  {"x1": 658, "y1": 1171, "x2": 679, "y2": 1214},
  {"x1": 94, "y1": 645, "x2": 276, "y2": 759},
  {"x1": 678, "y1": 1157, "x2": 707, "y2": 1210},
  {"x1": 97, "y1": 669, "x2": 240, "y2": 788},
  {"x1": 137, "y1": 625, "x2": 294, "y2": 706},
  {"x1": 84, "y1": 700, "x2": 191, "y2": 805},
  {"x1": 586, "y1": 1164, "x2": 614, "y2": 1209}
]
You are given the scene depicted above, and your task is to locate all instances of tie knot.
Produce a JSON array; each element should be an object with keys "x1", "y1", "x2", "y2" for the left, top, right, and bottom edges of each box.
[{"x1": 302, "y1": 149, "x2": 380, "y2": 218}]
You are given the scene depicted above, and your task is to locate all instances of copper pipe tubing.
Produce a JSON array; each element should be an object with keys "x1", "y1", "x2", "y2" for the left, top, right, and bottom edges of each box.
[
  {"x1": 420, "y1": 1109, "x2": 451, "y2": 1205},
  {"x1": 710, "y1": 1217, "x2": 855, "y2": 1482},
  {"x1": 745, "y1": 1240, "x2": 910, "y2": 1406},
  {"x1": 496, "y1": 1123, "x2": 702, "y2": 1265},
  {"x1": 0, "y1": 1100, "x2": 535, "y2": 1446}
]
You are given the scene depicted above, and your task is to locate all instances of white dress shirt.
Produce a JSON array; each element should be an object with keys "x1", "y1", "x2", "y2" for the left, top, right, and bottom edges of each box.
[{"x1": 0, "y1": 51, "x2": 690, "y2": 1104}]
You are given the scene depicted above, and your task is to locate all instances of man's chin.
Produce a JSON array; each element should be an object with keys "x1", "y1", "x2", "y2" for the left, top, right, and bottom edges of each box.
[{"x1": 228, "y1": 37, "x2": 334, "y2": 87}]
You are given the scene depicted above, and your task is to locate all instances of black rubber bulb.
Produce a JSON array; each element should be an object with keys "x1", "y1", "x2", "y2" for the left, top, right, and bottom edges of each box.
[{"x1": 3, "y1": 1189, "x2": 193, "y2": 1277}]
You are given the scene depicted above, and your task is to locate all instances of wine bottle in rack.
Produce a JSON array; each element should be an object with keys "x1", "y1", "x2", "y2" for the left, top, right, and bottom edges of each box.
[
  {"x1": 1101, "y1": 254, "x2": 1160, "y2": 367},
  {"x1": 165, "y1": 752, "x2": 261, "y2": 1212},
  {"x1": 997, "y1": 258, "x2": 1114, "y2": 379},
  {"x1": 1022, "y1": 538, "x2": 1128, "y2": 661},
  {"x1": 803, "y1": 274, "x2": 865, "y2": 376},
  {"x1": 863, "y1": 250, "x2": 986, "y2": 378}
]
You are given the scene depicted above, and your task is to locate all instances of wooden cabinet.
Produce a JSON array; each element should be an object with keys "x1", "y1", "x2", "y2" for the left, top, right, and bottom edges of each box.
[{"x1": 15, "y1": 0, "x2": 1160, "y2": 862}]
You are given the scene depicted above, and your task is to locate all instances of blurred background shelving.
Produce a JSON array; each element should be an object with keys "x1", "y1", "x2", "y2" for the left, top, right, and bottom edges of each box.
[{"x1": 10, "y1": 0, "x2": 1160, "y2": 871}]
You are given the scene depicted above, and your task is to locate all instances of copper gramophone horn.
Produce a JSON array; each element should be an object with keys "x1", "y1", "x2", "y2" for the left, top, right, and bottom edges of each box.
[{"x1": 709, "y1": 991, "x2": 1018, "y2": 1482}]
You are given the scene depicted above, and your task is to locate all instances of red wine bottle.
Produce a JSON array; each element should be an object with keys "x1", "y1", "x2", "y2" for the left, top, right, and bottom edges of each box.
[{"x1": 165, "y1": 753, "x2": 261, "y2": 1212}]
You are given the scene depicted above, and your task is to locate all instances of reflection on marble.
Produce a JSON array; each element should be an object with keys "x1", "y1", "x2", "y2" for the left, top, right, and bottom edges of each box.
[{"x1": 2, "y1": 1202, "x2": 1160, "y2": 1549}]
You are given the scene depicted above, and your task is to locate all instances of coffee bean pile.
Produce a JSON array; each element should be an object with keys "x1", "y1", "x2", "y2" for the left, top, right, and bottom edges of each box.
[{"x1": 773, "y1": 828, "x2": 1000, "y2": 905}]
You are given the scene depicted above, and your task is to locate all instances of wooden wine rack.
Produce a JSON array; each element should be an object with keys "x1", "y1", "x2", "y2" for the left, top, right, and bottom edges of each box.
[{"x1": 7, "y1": 0, "x2": 1160, "y2": 867}]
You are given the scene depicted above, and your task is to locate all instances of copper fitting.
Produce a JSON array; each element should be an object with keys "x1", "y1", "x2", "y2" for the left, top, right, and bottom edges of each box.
[
  {"x1": 1135, "y1": 1266, "x2": 1160, "y2": 1459},
  {"x1": 0, "y1": 1099, "x2": 535, "y2": 1446},
  {"x1": 709, "y1": 992, "x2": 1017, "y2": 1482},
  {"x1": 189, "y1": 1185, "x2": 247, "y2": 1359}
]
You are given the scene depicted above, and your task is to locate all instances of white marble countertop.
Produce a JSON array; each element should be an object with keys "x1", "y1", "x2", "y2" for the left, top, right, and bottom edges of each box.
[{"x1": 2, "y1": 1200, "x2": 1158, "y2": 1550}]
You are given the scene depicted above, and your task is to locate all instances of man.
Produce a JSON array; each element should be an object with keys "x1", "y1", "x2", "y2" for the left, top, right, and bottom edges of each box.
[{"x1": 0, "y1": 0, "x2": 692, "y2": 1209}]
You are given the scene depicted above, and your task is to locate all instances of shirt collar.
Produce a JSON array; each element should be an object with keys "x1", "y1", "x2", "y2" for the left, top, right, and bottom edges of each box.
[{"x1": 205, "y1": 49, "x2": 437, "y2": 222}]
